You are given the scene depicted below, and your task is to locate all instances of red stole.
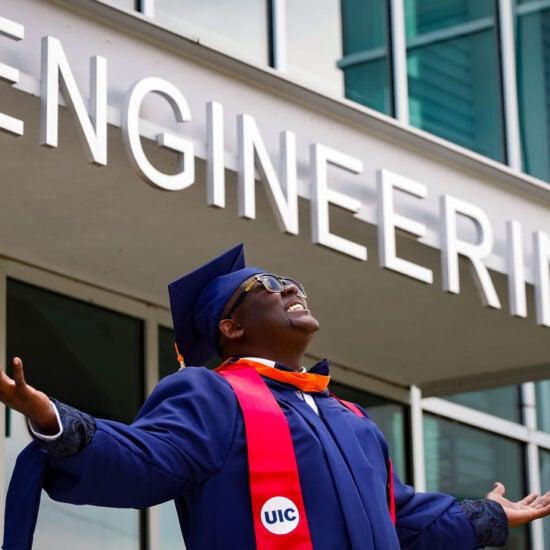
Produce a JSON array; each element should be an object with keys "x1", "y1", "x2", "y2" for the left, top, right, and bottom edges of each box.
[{"x1": 217, "y1": 359, "x2": 396, "y2": 549}]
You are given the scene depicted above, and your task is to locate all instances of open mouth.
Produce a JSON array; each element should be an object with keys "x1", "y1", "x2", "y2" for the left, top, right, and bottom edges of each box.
[{"x1": 286, "y1": 303, "x2": 305, "y2": 312}]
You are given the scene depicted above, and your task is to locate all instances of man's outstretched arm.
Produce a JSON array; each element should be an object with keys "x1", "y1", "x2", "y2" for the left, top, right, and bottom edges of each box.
[
  {"x1": 486, "y1": 482, "x2": 550, "y2": 528},
  {"x1": 0, "y1": 357, "x2": 59, "y2": 434}
]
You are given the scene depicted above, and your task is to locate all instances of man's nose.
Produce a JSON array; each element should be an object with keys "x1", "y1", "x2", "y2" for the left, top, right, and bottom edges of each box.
[{"x1": 282, "y1": 281, "x2": 299, "y2": 295}]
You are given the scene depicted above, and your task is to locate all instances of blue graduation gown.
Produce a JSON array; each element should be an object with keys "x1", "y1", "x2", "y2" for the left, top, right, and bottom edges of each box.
[{"x1": 4, "y1": 367, "x2": 477, "y2": 549}]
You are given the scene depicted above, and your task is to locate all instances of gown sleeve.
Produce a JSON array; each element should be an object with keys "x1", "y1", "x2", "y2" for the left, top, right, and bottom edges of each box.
[
  {"x1": 392, "y1": 456, "x2": 508, "y2": 548},
  {"x1": 40, "y1": 367, "x2": 239, "y2": 508},
  {"x1": 348, "y1": 402, "x2": 509, "y2": 549}
]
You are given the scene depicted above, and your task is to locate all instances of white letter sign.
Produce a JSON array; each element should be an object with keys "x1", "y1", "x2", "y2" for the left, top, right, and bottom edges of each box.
[
  {"x1": 377, "y1": 169, "x2": 433, "y2": 284},
  {"x1": 440, "y1": 195, "x2": 501, "y2": 308},
  {"x1": 310, "y1": 143, "x2": 366, "y2": 260},
  {"x1": 0, "y1": 15, "x2": 24, "y2": 136},
  {"x1": 533, "y1": 230, "x2": 550, "y2": 327},
  {"x1": 122, "y1": 77, "x2": 194, "y2": 191},
  {"x1": 40, "y1": 36, "x2": 107, "y2": 165},
  {"x1": 506, "y1": 220, "x2": 527, "y2": 318},
  {"x1": 206, "y1": 101, "x2": 225, "y2": 208},
  {"x1": 237, "y1": 114, "x2": 298, "y2": 234}
]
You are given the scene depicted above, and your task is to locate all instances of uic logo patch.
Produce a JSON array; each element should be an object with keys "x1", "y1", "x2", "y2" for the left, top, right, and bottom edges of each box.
[{"x1": 260, "y1": 496, "x2": 299, "y2": 535}]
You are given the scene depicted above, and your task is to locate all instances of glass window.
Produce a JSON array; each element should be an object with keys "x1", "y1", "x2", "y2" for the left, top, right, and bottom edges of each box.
[
  {"x1": 540, "y1": 450, "x2": 550, "y2": 547},
  {"x1": 285, "y1": 0, "x2": 344, "y2": 98},
  {"x1": 424, "y1": 414, "x2": 528, "y2": 549},
  {"x1": 444, "y1": 386, "x2": 521, "y2": 423},
  {"x1": 158, "y1": 326, "x2": 220, "y2": 549},
  {"x1": 153, "y1": 0, "x2": 269, "y2": 66},
  {"x1": 159, "y1": 325, "x2": 180, "y2": 380},
  {"x1": 160, "y1": 500, "x2": 184, "y2": 550},
  {"x1": 405, "y1": 0, "x2": 504, "y2": 162},
  {"x1": 6, "y1": 280, "x2": 144, "y2": 422},
  {"x1": 158, "y1": 326, "x2": 184, "y2": 548},
  {"x1": 5, "y1": 411, "x2": 142, "y2": 550},
  {"x1": 405, "y1": 0, "x2": 494, "y2": 37},
  {"x1": 339, "y1": 0, "x2": 392, "y2": 115},
  {"x1": 5, "y1": 279, "x2": 144, "y2": 548},
  {"x1": 158, "y1": 326, "x2": 220, "y2": 380},
  {"x1": 158, "y1": 325, "x2": 184, "y2": 547},
  {"x1": 535, "y1": 380, "x2": 550, "y2": 432},
  {"x1": 515, "y1": 3, "x2": 550, "y2": 182},
  {"x1": 329, "y1": 381, "x2": 409, "y2": 483}
]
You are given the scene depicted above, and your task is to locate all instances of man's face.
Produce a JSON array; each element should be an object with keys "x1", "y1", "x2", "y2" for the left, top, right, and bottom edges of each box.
[{"x1": 223, "y1": 274, "x2": 320, "y2": 340}]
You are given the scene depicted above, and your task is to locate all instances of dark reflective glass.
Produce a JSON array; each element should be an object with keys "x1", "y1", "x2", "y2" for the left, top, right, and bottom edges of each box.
[
  {"x1": 516, "y1": 5, "x2": 550, "y2": 182},
  {"x1": 5, "y1": 278, "x2": 143, "y2": 547},
  {"x1": 7, "y1": 279, "x2": 143, "y2": 423},
  {"x1": 159, "y1": 325, "x2": 180, "y2": 380},
  {"x1": 329, "y1": 381, "x2": 409, "y2": 483},
  {"x1": 535, "y1": 380, "x2": 550, "y2": 433},
  {"x1": 157, "y1": 327, "x2": 186, "y2": 548},
  {"x1": 344, "y1": 61, "x2": 392, "y2": 115},
  {"x1": 539, "y1": 450, "x2": 550, "y2": 547},
  {"x1": 445, "y1": 386, "x2": 521, "y2": 423},
  {"x1": 405, "y1": 0, "x2": 494, "y2": 38},
  {"x1": 407, "y1": 35, "x2": 503, "y2": 160},
  {"x1": 424, "y1": 414, "x2": 529, "y2": 549},
  {"x1": 340, "y1": 0, "x2": 392, "y2": 115},
  {"x1": 405, "y1": 0, "x2": 504, "y2": 162},
  {"x1": 342, "y1": 0, "x2": 388, "y2": 51},
  {"x1": 159, "y1": 326, "x2": 220, "y2": 380}
]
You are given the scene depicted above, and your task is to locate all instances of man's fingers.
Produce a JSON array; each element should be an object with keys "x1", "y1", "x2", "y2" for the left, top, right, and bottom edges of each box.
[
  {"x1": 534, "y1": 499, "x2": 549, "y2": 510},
  {"x1": 532, "y1": 493, "x2": 550, "y2": 510},
  {"x1": 518, "y1": 493, "x2": 539, "y2": 506},
  {"x1": 12, "y1": 357, "x2": 26, "y2": 387}
]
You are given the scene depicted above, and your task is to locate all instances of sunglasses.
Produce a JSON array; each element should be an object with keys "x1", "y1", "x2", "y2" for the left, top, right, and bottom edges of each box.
[{"x1": 225, "y1": 274, "x2": 307, "y2": 318}]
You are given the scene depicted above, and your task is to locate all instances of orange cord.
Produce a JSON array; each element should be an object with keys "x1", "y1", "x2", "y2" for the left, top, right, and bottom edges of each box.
[{"x1": 174, "y1": 342, "x2": 186, "y2": 370}]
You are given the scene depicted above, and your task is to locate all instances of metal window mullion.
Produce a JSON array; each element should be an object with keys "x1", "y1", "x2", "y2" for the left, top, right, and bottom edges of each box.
[
  {"x1": 389, "y1": 0, "x2": 409, "y2": 123},
  {"x1": 144, "y1": 307, "x2": 161, "y2": 550},
  {"x1": 146, "y1": 506, "x2": 161, "y2": 550},
  {"x1": 406, "y1": 17, "x2": 494, "y2": 50},
  {"x1": 410, "y1": 385, "x2": 426, "y2": 491},
  {"x1": 498, "y1": 0, "x2": 523, "y2": 171},
  {"x1": 522, "y1": 382, "x2": 545, "y2": 550},
  {"x1": 6, "y1": 259, "x2": 151, "y2": 320},
  {"x1": 337, "y1": 47, "x2": 389, "y2": 70},
  {"x1": 526, "y1": 443, "x2": 545, "y2": 550},
  {"x1": 422, "y1": 397, "x2": 531, "y2": 441},
  {"x1": 0, "y1": 259, "x2": 7, "y2": 538},
  {"x1": 533, "y1": 431, "x2": 550, "y2": 450},
  {"x1": 270, "y1": 0, "x2": 286, "y2": 71},
  {"x1": 517, "y1": 0, "x2": 550, "y2": 16},
  {"x1": 138, "y1": 0, "x2": 155, "y2": 18}
]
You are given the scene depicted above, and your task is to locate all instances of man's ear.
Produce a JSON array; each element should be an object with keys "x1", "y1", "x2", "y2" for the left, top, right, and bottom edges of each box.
[{"x1": 219, "y1": 318, "x2": 244, "y2": 341}]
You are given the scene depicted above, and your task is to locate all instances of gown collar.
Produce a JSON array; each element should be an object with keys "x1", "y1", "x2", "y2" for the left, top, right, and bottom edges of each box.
[{"x1": 217, "y1": 357, "x2": 331, "y2": 392}]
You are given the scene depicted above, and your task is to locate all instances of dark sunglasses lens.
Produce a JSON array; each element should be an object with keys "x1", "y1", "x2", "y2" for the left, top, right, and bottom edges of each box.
[
  {"x1": 282, "y1": 278, "x2": 307, "y2": 298},
  {"x1": 260, "y1": 275, "x2": 284, "y2": 292}
]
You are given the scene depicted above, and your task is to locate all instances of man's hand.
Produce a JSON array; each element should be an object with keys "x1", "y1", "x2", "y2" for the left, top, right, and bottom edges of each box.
[
  {"x1": 487, "y1": 482, "x2": 550, "y2": 528},
  {"x1": 0, "y1": 357, "x2": 59, "y2": 434}
]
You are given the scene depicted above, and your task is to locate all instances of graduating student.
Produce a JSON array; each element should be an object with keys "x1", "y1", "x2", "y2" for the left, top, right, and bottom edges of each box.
[{"x1": 2, "y1": 244, "x2": 550, "y2": 549}]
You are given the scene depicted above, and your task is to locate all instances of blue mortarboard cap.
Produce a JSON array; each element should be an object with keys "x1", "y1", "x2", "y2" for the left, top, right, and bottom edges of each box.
[{"x1": 168, "y1": 244, "x2": 265, "y2": 365}]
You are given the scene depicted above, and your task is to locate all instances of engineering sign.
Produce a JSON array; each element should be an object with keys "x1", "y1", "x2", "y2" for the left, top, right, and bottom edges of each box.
[{"x1": 0, "y1": 15, "x2": 549, "y2": 327}]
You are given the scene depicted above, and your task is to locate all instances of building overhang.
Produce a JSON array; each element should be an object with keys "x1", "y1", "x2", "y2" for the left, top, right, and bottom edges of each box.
[{"x1": 0, "y1": 0, "x2": 548, "y2": 397}]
